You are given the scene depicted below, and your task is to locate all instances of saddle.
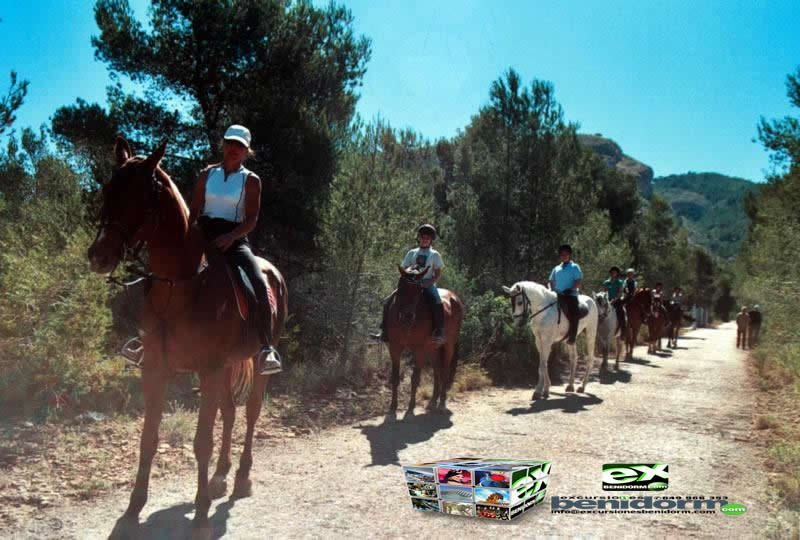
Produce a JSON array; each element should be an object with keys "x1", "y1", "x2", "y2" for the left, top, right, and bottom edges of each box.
[
  {"x1": 200, "y1": 249, "x2": 266, "y2": 322},
  {"x1": 556, "y1": 296, "x2": 590, "y2": 323}
]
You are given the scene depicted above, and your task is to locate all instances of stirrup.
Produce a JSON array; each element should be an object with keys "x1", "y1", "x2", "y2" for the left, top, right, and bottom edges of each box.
[
  {"x1": 120, "y1": 337, "x2": 144, "y2": 368},
  {"x1": 431, "y1": 330, "x2": 445, "y2": 345},
  {"x1": 257, "y1": 345, "x2": 282, "y2": 375},
  {"x1": 371, "y1": 330, "x2": 389, "y2": 343}
]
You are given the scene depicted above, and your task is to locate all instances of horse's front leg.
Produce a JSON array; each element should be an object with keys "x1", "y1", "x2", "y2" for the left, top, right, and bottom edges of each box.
[
  {"x1": 119, "y1": 366, "x2": 170, "y2": 526},
  {"x1": 209, "y1": 369, "x2": 235, "y2": 500},
  {"x1": 406, "y1": 351, "x2": 423, "y2": 418},
  {"x1": 565, "y1": 343, "x2": 577, "y2": 393},
  {"x1": 533, "y1": 335, "x2": 551, "y2": 400},
  {"x1": 387, "y1": 344, "x2": 403, "y2": 422},
  {"x1": 193, "y1": 369, "x2": 224, "y2": 534},
  {"x1": 614, "y1": 334, "x2": 621, "y2": 370}
]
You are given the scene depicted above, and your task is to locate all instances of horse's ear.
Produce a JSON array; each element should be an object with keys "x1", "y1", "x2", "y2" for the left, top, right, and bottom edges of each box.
[
  {"x1": 114, "y1": 136, "x2": 132, "y2": 167},
  {"x1": 144, "y1": 140, "x2": 167, "y2": 171},
  {"x1": 501, "y1": 285, "x2": 513, "y2": 296}
]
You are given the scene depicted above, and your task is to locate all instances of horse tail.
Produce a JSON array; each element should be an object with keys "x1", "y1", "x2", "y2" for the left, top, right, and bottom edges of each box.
[
  {"x1": 446, "y1": 293, "x2": 465, "y2": 389},
  {"x1": 448, "y1": 341, "x2": 460, "y2": 389},
  {"x1": 230, "y1": 358, "x2": 254, "y2": 407}
]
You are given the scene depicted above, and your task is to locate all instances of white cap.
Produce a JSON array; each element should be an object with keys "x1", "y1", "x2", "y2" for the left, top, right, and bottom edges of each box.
[{"x1": 223, "y1": 124, "x2": 251, "y2": 147}]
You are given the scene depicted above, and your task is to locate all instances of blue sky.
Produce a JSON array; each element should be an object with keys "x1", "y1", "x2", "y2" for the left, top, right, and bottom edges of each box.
[{"x1": 2, "y1": 0, "x2": 799, "y2": 181}]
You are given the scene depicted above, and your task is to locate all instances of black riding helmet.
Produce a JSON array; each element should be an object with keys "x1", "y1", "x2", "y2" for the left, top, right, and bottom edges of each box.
[
  {"x1": 417, "y1": 224, "x2": 437, "y2": 239},
  {"x1": 558, "y1": 244, "x2": 572, "y2": 254},
  {"x1": 609, "y1": 266, "x2": 621, "y2": 273}
]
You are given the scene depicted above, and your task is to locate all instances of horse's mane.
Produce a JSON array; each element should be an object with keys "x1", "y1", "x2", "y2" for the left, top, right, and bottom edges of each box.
[
  {"x1": 517, "y1": 280, "x2": 556, "y2": 301},
  {"x1": 154, "y1": 165, "x2": 190, "y2": 218},
  {"x1": 126, "y1": 155, "x2": 190, "y2": 219}
]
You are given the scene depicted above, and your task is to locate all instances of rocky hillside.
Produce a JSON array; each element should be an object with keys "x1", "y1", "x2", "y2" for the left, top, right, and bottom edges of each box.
[
  {"x1": 578, "y1": 134, "x2": 654, "y2": 198},
  {"x1": 653, "y1": 172, "x2": 759, "y2": 259}
]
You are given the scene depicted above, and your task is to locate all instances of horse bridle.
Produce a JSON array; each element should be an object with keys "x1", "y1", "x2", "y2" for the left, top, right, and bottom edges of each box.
[
  {"x1": 93, "y1": 170, "x2": 164, "y2": 273},
  {"x1": 509, "y1": 290, "x2": 557, "y2": 324},
  {"x1": 396, "y1": 274, "x2": 427, "y2": 322}
]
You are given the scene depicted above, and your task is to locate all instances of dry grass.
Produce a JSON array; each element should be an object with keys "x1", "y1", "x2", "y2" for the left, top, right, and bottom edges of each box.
[
  {"x1": 160, "y1": 402, "x2": 197, "y2": 447},
  {"x1": 0, "y1": 340, "x2": 493, "y2": 531},
  {"x1": 750, "y1": 351, "x2": 800, "y2": 526}
]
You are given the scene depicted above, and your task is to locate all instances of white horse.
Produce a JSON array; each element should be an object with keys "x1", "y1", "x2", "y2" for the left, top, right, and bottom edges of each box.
[
  {"x1": 594, "y1": 291, "x2": 622, "y2": 370},
  {"x1": 502, "y1": 281, "x2": 599, "y2": 400}
]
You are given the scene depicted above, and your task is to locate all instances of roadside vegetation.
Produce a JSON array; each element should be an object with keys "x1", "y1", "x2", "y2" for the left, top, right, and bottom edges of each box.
[{"x1": 736, "y1": 67, "x2": 800, "y2": 526}]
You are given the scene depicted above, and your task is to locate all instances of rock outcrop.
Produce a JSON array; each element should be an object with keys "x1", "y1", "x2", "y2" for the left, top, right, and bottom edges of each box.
[{"x1": 578, "y1": 134, "x2": 653, "y2": 199}]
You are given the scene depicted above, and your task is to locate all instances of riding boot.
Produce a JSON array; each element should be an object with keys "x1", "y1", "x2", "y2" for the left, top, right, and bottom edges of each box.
[
  {"x1": 431, "y1": 303, "x2": 445, "y2": 345},
  {"x1": 257, "y1": 297, "x2": 282, "y2": 375},
  {"x1": 371, "y1": 293, "x2": 393, "y2": 342}
]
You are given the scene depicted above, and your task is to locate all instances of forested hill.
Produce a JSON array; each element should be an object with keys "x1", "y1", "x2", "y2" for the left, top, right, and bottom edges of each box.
[
  {"x1": 653, "y1": 172, "x2": 759, "y2": 259},
  {"x1": 578, "y1": 134, "x2": 654, "y2": 198}
]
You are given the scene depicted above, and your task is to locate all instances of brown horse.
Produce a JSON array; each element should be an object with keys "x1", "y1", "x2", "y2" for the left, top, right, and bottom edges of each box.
[
  {"x1": 87, "y1": 137, "x2": 287, "y2": 537},
  {"x1": 647, "y1": 300, "x2": 668, "y2": 354},
  {"x1": 623, "y1": 288, "x2": 652, "y2": 359},
  {"x1": 386, "y1": 267, "x2": 464, "y2": 420},
  {"x1": 665, "y1": 301, "x2": 683, "y2": 348}
]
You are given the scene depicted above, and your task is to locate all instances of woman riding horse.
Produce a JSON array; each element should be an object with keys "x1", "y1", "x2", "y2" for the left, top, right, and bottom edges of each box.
[
  {"x1": 189, "y1": 125, "x2": 280, "y2": 375},
  {"x1": 88, "y1": 135, "x2": 288, "y2": 536}
]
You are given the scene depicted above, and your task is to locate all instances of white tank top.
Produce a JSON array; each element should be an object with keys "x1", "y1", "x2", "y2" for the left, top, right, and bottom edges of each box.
[{"x1": 201, "y1": 165, "x2": 252, "y2": 223}]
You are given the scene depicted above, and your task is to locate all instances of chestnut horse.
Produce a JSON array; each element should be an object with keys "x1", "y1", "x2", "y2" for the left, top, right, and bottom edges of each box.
[
  {"x1": 386, "y1": 267, "x2": 464, "y2": 420},
  {"x1": 87, "y1": 138, "x2": 287, "y2": 537},
  {"x1": 623, "y1": 288, "x2": 651, "y2": 359},
  {"x1": 665, "y1": 301, "x2": 683, "y2": 348}
]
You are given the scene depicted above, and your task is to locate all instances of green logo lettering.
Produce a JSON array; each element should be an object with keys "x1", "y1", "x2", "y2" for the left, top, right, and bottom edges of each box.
[{"x1": 720, "y1": 504, "x2": 746, "y2": 516}]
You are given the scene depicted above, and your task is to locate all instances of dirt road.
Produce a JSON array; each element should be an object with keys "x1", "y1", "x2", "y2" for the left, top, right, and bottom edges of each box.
[{"x1": 17, "y1": 323, "x2": 769, "y2": 538}]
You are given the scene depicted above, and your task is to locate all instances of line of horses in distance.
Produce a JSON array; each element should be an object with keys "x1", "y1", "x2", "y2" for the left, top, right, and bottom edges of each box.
[{"x1": 385, "y1": 268, "x2": 687, "y2": 419}]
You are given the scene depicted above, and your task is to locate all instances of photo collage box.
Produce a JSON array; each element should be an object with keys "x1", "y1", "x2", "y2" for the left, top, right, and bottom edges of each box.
[{"x1": 403, "y1": 457, "x2": 552, "y2": 520}]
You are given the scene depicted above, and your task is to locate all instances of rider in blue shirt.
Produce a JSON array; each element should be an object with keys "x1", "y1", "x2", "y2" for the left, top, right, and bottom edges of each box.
[{"x1": 549, "y1": 244, "x2": 583, "y2": 344}]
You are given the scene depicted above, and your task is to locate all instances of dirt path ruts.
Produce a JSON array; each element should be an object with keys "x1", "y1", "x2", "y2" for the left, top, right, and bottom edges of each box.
[{"x1": 14, "y1": 323, "x2": 769, "y2": 539}]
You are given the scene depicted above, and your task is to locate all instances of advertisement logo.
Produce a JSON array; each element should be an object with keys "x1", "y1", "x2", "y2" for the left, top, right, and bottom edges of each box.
[
  {"x1": 720, "y1": 503, "x2": 747, "y2": 515},
  {"x1": 602, "y1": 464, "x2": 668, "y2": 491}
]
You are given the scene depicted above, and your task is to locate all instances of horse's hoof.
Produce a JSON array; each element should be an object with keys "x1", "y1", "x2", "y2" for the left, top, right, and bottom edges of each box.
[
  {"x1": 565, "y1": 384, "x2": 575, "y2": 393},
  {"x1": 109, "y1": 515, "x2": 140, "y2": 540},
  {"x1": 404, "y1": 409, "x2": 416, "y2": 420},
  {"x1": 532, "y1": 391, "x2": 542, "y2": 400},
  {"x1": 543, "y1": 392, "x2": 549, "y2": 399},
  {"x1": 208, "y1": 475, "x2": 227, "y2": 500},
  {"x1": 232, "y1": 477, "x2": 253, "y2": 499},
  {"x1": 384, "y1": 411, "x2": 397, "y2": 424},
  {"x1": 577, "y1": 385, "x2": 585, "y2": 393},
  {"x1": 191, "y1": 522, "x2": 213, "y2": 540}
]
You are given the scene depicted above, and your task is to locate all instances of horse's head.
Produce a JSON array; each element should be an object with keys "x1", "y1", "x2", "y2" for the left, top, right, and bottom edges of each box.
[
  {"x1": 630, "y1": 288, "x2": 652, "y2": 312},
  {"x1": 594, "y1": 291, "x2": 609, "y2": 319},
  {"x1": 502, "y1": 283, "x2": 529, "y2": 327},
  {"x1": 87, "y1": 137, "x2": 166, "y2": 274},
  {"x1": 394, "y1": 265, "x2": 429, "y2": 325}
]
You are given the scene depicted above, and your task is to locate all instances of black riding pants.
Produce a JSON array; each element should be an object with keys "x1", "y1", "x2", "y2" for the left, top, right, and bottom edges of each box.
[
  {"x1": 198, "y1": 217, "x2": 271, "y2": 345},
  {"x1": 558, "y1": 293, "x2": 579, "y2": 344}
]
